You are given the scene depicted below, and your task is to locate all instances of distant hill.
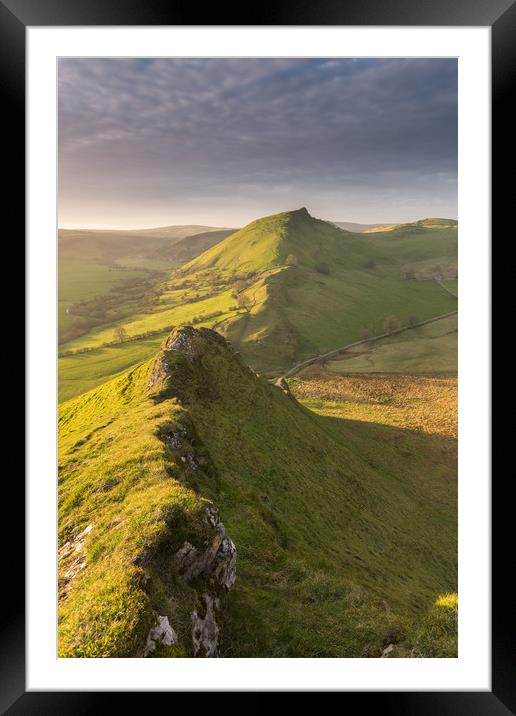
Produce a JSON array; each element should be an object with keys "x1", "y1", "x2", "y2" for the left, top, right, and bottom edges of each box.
[
  {"x1": 363, "y1": 218, "x2": 458, "y2": 234},
  {"x1": 332, "y1": 221, "x2": 392, "y2": 233},
  {"x1": 59, "y1": 224, "x2": 226, "y2": 243},
  {"x1": 155, "y1": 228, "x2": 237, "y2": 264},
  {"x1": 59, "y1": 225, "x2": 230, "y2": 266},
  {"x1": 58, "y1": 326, "x2": 457, "y2": 657},
  {"x1": 332, "y1": 218, "x2": 458, "y2": 234}
]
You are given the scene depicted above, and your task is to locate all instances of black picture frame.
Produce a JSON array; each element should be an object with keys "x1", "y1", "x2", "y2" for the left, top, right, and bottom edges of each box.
[{"x1": 2, "y1": 0, "x2": 508, "y2": 710}]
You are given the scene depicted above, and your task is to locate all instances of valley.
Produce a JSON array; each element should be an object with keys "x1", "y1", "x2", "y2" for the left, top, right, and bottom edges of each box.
[{"x1": 58, "y1": 209, "x2": 457, "y2": 402}]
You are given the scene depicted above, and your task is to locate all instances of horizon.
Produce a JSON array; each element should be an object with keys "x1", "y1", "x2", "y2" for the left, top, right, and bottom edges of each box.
[
  {"x1": 58, "y1": 58, "x2": 457, "y2": 229},
  {"x1": 58, "y1": 207, "x2": 457, "y2": 233}
]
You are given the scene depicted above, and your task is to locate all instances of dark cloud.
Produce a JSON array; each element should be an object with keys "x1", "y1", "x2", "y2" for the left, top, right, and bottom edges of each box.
[{"x1": 58, "y1": 58, "x2": 457, "y2": 228}]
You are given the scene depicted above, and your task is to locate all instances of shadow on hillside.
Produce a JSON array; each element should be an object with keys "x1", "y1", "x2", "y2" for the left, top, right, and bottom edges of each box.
[{"x1": 300, "y1": 404, "x2": 458, "y2": 470}]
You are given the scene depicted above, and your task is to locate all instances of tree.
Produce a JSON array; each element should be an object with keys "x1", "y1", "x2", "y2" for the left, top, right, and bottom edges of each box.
[
  {"x1": 285, "y1": 254, "x2": 298, "y2": 267},
  {"x1": 408, "y1": 314, "x2": 419, "y2": 327},
  {"x1": 237, "y1": 293, "x2": 252, "y2": 312},
  {"x1": 113, "y1": 326, "x2": 129, "y2": 343},
  {"x1": 383, "y1": 315, "x2": 401, "y2": 334},
  {"x1": 231, "y1": 279, "x2": 247, "y2": 300},
  {"x1": 402, "y1": 268, "x2": 415, "y2": 281},
  {"x1": 364, "y1": 259, "x2": 376, "y2": 270}
]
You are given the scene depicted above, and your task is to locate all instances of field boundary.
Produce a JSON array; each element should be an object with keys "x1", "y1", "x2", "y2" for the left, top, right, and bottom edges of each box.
[
  {"x1": 280, "y1": 310, "x2": 458, "y2": 380},
  {"x1": 434, "y1": 277, "x2": 458, "y2": 298}
]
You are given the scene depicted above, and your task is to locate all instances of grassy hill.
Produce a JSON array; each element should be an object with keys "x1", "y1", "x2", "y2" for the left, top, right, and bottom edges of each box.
[
  {"x1": 58, "y1": 327, "x2": 457, "y2": 658},
  {"x1": 58, "y1": 208, "x2": 458, "y2": 401},
  {"x1": 319, "y1": 314, "x2": 458, "y2": 375},
  {"x1": 184, "y1": 208, "x2": 458, "y2": 372}
]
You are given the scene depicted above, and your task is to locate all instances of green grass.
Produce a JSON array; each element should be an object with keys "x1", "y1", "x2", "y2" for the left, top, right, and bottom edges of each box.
[
  {"x1": 58, "y1": 225, "x2": 233, "y2": 344},
  {"x1": 58, "y1": 334, "x2": 167, "y2": 403},
  {"x1": 62, "y1": 286, "x2": 236, "y2": 352},
  {"x1": 58, "y1": 260, "x2": 148, "y2": 334},
  {"x1": 58, "y1": 208, "x2": 458, "y2": 400},
  {"x1": 326, "y1": 314, "x2": 458, "y2": 374},
  {"x1": 59, "y1": 327, "x2": 457, "y2": 657},
  {"x1": 410, "y1": 592, "x2": 458, "y2": 657}
]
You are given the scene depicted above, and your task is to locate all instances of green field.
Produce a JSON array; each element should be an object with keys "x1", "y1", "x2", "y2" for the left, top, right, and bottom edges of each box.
[
  {"x1": 58, "y1": 333, "x2": 168, "y2": 403},
  {"x1": 58, "y1": 209, "x2": 458, "y2": 401},
  {"x1": 58, "y1": 327, "x2": 457, "y2": 658},
  {"x1": 58, "y1": 224, "x2": 237, "y2": 359},
  {"x1": 324, "y1": 314, "x2": 458, "y2": 374},
  {"x1": 58, "y1": 260, "x2": 150, "y2": 335}
]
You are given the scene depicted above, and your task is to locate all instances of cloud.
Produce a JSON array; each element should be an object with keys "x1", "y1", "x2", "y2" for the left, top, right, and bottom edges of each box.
[{"x1": 58, "y1": 58, "x2": 457, "y2": 227}]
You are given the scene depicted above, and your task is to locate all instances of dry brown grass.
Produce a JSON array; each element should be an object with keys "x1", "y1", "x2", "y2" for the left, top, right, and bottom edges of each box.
[{"x1": 291, "y1": 370, "x2": 457, "y2": 441}]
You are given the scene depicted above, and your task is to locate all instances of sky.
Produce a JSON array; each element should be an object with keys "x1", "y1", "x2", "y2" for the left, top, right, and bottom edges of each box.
[{"x1": 58, "y1": 58, "x2": 457, "y2": 229}]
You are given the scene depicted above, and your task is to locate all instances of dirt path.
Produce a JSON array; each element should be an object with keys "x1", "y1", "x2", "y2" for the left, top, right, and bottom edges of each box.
[{"x1": 279, "y1": 309, "x2": 458, "y2": 380}]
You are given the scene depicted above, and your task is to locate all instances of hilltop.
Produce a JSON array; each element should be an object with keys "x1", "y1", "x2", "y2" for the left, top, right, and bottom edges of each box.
[
  {"x1": 183, "y1": 207, "x2": 378, "y2": 274},
  {"x1": 182, "y1": 207, "x2": 457, "y2": 371},
  {"x1": 58, "y1": 326, "x2": 457, "y2": 658},
  {"x1": 58, "y1": 208, "x2": 458, "y2": 401}
]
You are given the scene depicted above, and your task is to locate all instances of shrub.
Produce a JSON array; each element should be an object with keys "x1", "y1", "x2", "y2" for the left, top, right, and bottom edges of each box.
[{"x1": 383, "y1": 315, "x2": 401, "y2": 334}]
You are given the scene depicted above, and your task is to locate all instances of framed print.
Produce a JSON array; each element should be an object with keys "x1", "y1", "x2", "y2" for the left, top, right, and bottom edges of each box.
[{"x1": 3, "y1": 0, "x2": 509, "y2": 709}]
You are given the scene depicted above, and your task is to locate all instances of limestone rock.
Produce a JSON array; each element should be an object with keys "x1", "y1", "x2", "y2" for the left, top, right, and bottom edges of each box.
[
  {"x1": 381, "y1": 643, "x2": 395, "y2": 658},
  {"x1": 192, "y1": 595, "x2": 220, "y2": 657},
  {"x1": 174, "y1": 507, "x2": 236, "y2": 589},
  {"x1": 58, "y1": 524, "x2": 94, "y2": 598},
  {"x1": 144, "y1": 615, "x2": 178, "y2": 657}
]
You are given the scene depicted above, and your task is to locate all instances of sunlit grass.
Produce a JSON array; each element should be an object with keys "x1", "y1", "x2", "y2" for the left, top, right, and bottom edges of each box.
[
  {"x1": 59, "y1": 332, "x2": 457, "y2": 657},
  {"x1": 410, "y1": 592, "x2": 458, "y2": 657}
]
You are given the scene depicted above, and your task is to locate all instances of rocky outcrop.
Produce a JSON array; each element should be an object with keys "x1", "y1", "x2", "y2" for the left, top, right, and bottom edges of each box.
[
  {"x1": 175, "y1": 507, "x2": 236, "y2": 589},
  {"x1": 147, "y1": 325, "x2": 236, "y2": 397},
  {"x1": 144, "y1": 615, "x2": 178, "y2": 657},
  {"x1": 145, "y1": 327, "x2": 239, "y2": 657},
  {"x1": 58, "y1": 524, "x2": 93, "y2": 599},
  {"x1": 175, "y1": 506, "x2": 236, "y2": 656},
  {"x1": 192, "y1": 596, "x2": 220, "y2": 658}
]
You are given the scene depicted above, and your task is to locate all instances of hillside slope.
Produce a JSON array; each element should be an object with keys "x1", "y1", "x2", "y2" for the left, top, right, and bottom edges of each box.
[
  {"x1": 58, "y1": 208, "x2": 458, "y2": 400},
  {"x1": 185, "y1": 208, "x2": 458, "y2": 372},
  {"x1": 155, "y1": 228, "x2": 237, "y2": 264},
  {"x1": 324, "y1": 314, "x2": 458, "y2": 374},
  {"x1": 58, "y1": 327, "x2": 457, "y2": 657}
]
